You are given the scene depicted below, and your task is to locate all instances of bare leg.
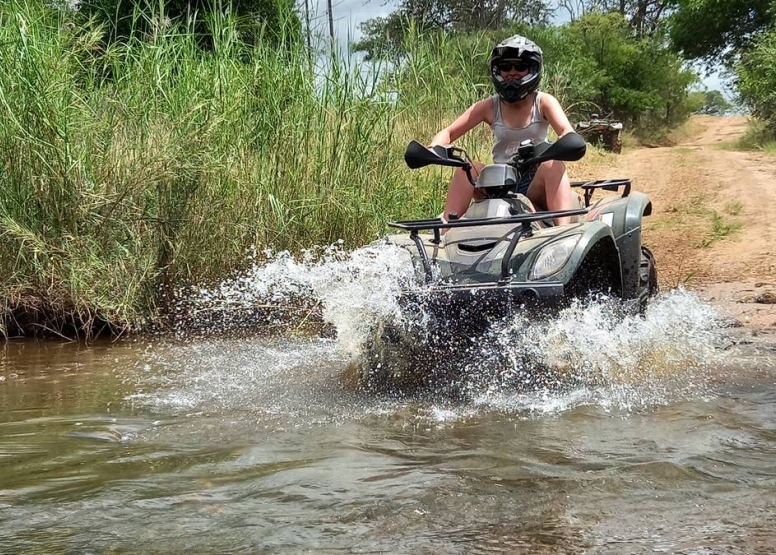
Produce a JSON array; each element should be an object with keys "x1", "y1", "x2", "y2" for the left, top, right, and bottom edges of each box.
[
  {"x1": 443, "y1": 162, "x2": 485, "y2": 220},
  {"x1": 525, "y1": 160, "x2": 574, "y2": 225}
]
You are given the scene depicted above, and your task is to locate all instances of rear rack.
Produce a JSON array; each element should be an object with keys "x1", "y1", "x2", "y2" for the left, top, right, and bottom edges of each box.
[
  {"x1": 571, "y1": 178, "x2": 631, "y2": 206},
  {"x1": 388, "y1": 208, "x2": 589, "y2": 283}
]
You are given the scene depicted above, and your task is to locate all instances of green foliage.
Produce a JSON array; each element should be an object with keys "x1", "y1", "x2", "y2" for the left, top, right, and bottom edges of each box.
[
  {"x1": 669, "y1": 0, "x2": 775, "y2": 134},
  {"x1": 592, "y1": 0, "x2": 675, "y2": 37},
  {"x1": 669, "y1": 0, "x2": 773, "y2": 63},
  {"x1": 736, "y1": 118, "x2": 776, "y2": 151},
  {"x1": 73, "y1": 0, "x2": 302, "y2": 49},
  {"x1": 560, "y1": 12, "x2": 698, "y2": 133},
  {"x1": 686, "y1": 91, "x2": 706, "y2": 113},
  {"x1": 351, "y1": 0, "x2": 552, "y2": 60},
  {"x1": 693, "y1": 90, "x2": 732, "y2": 115},
  {"x1": 701, "y1": 211, "x2": 742, "y2": 247},
  {"x1": 737, "y1": 28, "x2": 776, "y2": 130}
]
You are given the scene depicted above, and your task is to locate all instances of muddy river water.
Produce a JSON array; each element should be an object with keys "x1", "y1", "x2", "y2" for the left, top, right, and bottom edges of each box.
[{"x1": 1, "y1": 247, "x2": 775, "y2": 554}]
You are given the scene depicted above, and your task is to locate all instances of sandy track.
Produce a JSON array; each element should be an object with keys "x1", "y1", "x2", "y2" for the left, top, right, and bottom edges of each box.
[
  {"x1": 580, "y1": 115, "x2": 776, "y2": 328},
  {"x1": 677, "y1": 117, "x2": 776, "y2": 282}
]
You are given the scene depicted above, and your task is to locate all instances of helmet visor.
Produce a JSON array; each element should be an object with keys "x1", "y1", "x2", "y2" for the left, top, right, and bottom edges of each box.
[{"x1": 495, "y1": 60, "x2": 531, "y2": 73}]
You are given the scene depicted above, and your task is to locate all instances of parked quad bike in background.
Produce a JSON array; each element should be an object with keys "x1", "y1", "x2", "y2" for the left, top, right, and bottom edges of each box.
[{"x1": 575, "y1": 114, "x2": 623, "y2": 154}]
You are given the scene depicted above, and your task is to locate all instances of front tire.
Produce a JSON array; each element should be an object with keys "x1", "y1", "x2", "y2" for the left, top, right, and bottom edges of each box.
[
  {"x1": 566, "y1": 240, "x2": 622, "y2": 301},
  {"x1": 639, "y1": 246, "x2": 658, "y2": 297}
]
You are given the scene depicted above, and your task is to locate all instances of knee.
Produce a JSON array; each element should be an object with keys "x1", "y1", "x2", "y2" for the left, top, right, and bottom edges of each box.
[
  {"x1": 539, "y1": 159, "x2": 567, "y2": 178},
  {"x1": 453, "y1": 163, "x2": 482, "y2": 187},
  {"x1": 454, "y1": 167, "x2": 470, "y2": 180}
]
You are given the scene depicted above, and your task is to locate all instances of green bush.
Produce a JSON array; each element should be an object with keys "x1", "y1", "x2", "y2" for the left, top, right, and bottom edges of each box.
[{"x1": 738, "y1": 29, "x2": 776, "y2": 132}]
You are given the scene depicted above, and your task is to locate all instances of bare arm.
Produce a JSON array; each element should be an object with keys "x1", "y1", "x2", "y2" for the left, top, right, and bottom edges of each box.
[
  {"x1": 430, "y1": 99, "x2": 491, "y2": 146},
  {"x1": 540, "y1": 93, "x2": 574, "y2": 138}
]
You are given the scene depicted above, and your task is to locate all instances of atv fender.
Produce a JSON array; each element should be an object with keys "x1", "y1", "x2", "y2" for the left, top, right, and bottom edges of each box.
[
  {"x1": 610, "y1": 191, "x2": 652, "y2": 299},
  {"x1": 523, "y1": 221, "x2": 622, "y2": 295}
]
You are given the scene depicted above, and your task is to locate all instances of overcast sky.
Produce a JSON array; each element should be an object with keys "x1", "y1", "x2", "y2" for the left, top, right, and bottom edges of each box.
[{"x1": 306, "y1": 0, "x2": 730, "y2": 94}]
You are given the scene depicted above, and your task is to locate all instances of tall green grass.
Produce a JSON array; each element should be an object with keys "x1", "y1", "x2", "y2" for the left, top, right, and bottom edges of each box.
[{"x1": 0, "y1": 0, "x2": 481, "y2": 336}]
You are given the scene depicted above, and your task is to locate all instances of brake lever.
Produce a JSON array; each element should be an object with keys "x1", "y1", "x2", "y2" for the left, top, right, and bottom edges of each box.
[
  {"x1": 442, "y1": 145, "x2": 476, "y2": 186},
  {"x1": 434, "y1": 145, "x2": 470, "y2": 164},
  {"x1": 449, "y1": 145, "x2": 468, "y2": 160}
]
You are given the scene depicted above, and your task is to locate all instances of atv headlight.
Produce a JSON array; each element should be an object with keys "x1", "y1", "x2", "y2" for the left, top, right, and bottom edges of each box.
[{"x1": 529, "y1": 234, "x2": 581, "y2": 280}]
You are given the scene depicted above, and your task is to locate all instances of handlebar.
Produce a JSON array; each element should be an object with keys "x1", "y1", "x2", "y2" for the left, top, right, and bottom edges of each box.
[{"x1": 403, "y1": 132, "x2": 587, "y2": 187}]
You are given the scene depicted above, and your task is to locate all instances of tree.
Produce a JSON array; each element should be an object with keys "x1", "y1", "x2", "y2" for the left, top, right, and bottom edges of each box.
[
  {"x1": 697, "y1": 90, "x2": 732, "y2": 115},
  {"x1": 669, "y1": 0, "x2": 775, "y2": 131},
  {"x1": 351, "y1": 0, "x2": 553, "y2": 60},
  {"x1": 737, "y1": 29, "x2": 776, "y2": 129},
  {"x1": 669, "y1": 0, "x2": 773, "y2": 64},
  {"x1": 559, "y1": 12, "x2": 698, "y2": 130},
  {"x1": 560, "y1": 0, "x2": 676, "y2": 37}
]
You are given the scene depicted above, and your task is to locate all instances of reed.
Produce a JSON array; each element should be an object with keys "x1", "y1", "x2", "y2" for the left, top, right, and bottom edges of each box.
[{"x1": 0, "y1": 1, "x2": 477, "y2": 336}]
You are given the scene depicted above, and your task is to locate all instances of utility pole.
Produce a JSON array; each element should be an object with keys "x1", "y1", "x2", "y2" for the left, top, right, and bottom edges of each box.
[
  {"x1": 304, "y1": 0, "x2": 312, "y2": 58},
  {"x1": 327, "y1": 0, "x2": 334, "y2": 41}
]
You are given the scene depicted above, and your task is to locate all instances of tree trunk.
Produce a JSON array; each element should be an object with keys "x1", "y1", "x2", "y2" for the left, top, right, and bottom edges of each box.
[{"x1": 494, "y1": 0, "x2": 507, "y2": 27}]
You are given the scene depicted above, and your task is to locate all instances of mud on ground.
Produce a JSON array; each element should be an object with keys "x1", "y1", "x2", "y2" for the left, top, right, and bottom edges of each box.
[{"x1": 574, "y1": 115, "x2": 776, "y2": 334}]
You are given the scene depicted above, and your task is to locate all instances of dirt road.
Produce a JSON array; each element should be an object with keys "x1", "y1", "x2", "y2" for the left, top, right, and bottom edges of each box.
[{"x1": 583, "y1": 115, "x2": 776, "y2": 328}]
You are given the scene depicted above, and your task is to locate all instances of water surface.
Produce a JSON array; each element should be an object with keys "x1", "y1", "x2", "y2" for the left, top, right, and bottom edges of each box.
[{"x1": 1, "y1": 245, "x2": 775, "y2": 554}]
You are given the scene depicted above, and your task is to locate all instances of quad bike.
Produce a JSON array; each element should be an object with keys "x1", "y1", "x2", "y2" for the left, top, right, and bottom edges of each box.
[
  {"x1": 360, "y1": 133, "x2": 657, "y2": 393},
  {"x1": 575, "y1": 114, "x2": 623, "y2": 153}
]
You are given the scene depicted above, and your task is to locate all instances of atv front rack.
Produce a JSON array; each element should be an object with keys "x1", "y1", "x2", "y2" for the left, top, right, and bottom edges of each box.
[
  {"x1": 571, "y1": 178, "x2": 631, "y2": 206},
  {"x1": 389, "y1": 208, "x2": 589, "y2": 283}
]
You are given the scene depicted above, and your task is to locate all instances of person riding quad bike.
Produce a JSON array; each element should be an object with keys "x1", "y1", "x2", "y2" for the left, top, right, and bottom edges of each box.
[
  {"x1": 355, "y1": 36, "x2": 658, "y2": 394},
  {"x1": 430, "y1": 35, "x2": 581, "y2": 226}
]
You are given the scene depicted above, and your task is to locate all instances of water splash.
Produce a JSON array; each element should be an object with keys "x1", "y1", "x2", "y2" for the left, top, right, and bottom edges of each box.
[
  {"x1": 468, "y1": 288, "x2": 722, "y2": 411},
  {"x1": 170, "y1": 241, "x2": 418, "y2": 357},
  {"x1": 166, "y1": 243, "x2": 724, "y2": 412},
  {"x1": 126, "y1": 337, "x2": 348, "y2": 419}
]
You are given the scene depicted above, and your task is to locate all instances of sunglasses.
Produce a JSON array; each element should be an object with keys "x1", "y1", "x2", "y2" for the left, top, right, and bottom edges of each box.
[{"x1": 497, "y1": 62, "x2": 530, "y2": 72}]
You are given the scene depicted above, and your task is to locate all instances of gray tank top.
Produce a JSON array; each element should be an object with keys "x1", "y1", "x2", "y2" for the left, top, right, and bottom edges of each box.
[{"x1": 490, "y1": 92, "x2": 550, "y2": 164}]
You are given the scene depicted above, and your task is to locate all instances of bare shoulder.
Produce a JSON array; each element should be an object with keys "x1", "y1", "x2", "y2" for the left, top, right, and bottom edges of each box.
[
  {"x1": 473, "y1": 96, "x2": 496, "y2": 125},
  {"x1": 538, "y1": 92, "x2": 569, "y2": 120},
  {"x1": 538, "y1": 91, "x2": 562, "y2": 112},
  {"x1": 538, "y1": 91, "x2": 573, "y2": 134}
]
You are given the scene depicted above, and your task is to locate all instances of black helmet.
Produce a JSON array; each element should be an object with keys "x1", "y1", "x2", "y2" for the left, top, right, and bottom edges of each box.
[{"x1": 490, "y1": 35, "x2": 543, "y2": 103}]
